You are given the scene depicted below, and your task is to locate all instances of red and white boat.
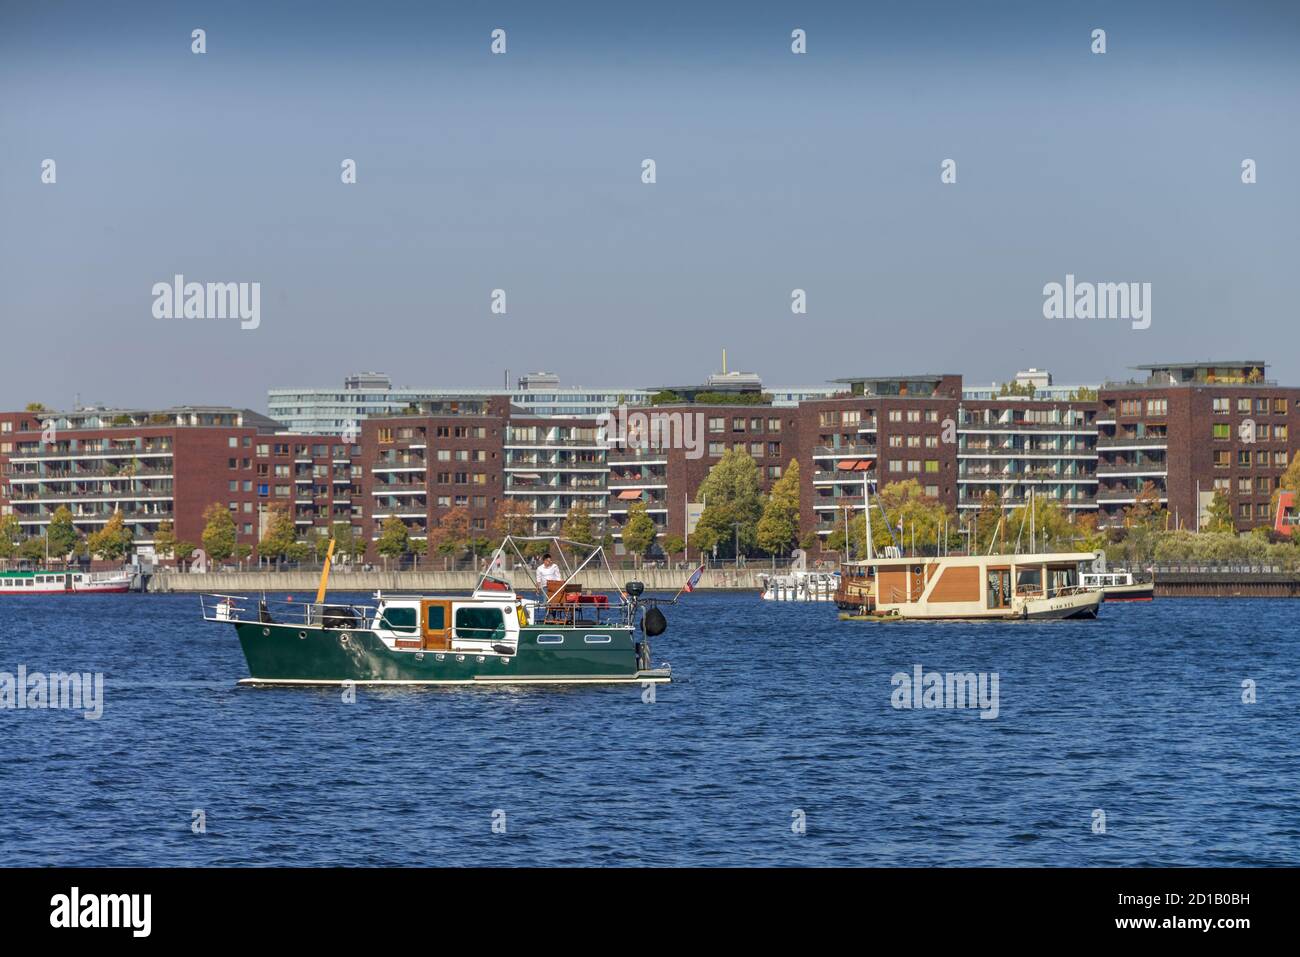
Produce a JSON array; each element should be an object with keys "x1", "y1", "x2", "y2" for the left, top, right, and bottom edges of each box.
[{"x1": 0, "y1": 568, "x2": 134, "y2": 594}]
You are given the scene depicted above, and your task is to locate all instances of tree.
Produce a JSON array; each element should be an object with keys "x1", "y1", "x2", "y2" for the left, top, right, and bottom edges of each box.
[
  {"x1": 327, "y1": 522, "x2": 359, "y2": 562},
  {"x1": 258, "y1": 504, "x2": 297, "y2": 564},
  {"x1": 433, "y1": 507, "x2": 471, "y2": 557},
  {"x1": 493, "y1": 498, "x2": 535, "y2": 537},
  {"x1": 174, "y1": 541, "x2": 198, "y2": 567},
  {"x1": 694, "y1": 448, "x2": 764, "y2": 558},
  {"x1": 560, "y1": 503, "x2": 596, "y2": 545},
  {"x1": 25, "y1": 402, "x2": 48, "y2": 413},
  {"x1": 201, "y1": 503, "x2": 237, "y2": 563},
  {"x1": 756, "y1": 460, "x2": 801, "y2": 557},
  {"x1": 19, "y1": 536, "x2": 47, "y2": 562},
  {"x1": 1203, "y1": 489, "x2": 1235, "y2": 534},
  {"x1": 621, "y1": 502, "x2": 657, "y2": 565},
  {"x1": 0, "y1": 515, "x2": 21, "y2": 560},
  {"x1": 86, "y1": 511, "x2": 133, "y2": 561},
  {"x1": 662, "y1": 534, "x2": 685, "y2": 561},
  {"x1": 376, "y1": 514, "x2": 410, "y2": 561},
  {"x1": 46, "y1": 506, "x2": 78, "y2": 559},
  {"x1": 1004, "y1": 496, "x2": 1075, "y2": 552},
  {"x1": 1124, "y1": 481, "x2": 1166, "y2": 531},
  {"x1": 153, "y1": 520, "x2": 177, "y2": 560},
  {"x1": 1270, "y1": 455, "x2": 1300, "y2": 524}
]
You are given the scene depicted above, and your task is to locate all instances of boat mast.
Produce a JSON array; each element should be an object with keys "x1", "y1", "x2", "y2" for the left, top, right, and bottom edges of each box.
[{"x1": 862, "y1": 469, "x2": 874, "y2": 561}]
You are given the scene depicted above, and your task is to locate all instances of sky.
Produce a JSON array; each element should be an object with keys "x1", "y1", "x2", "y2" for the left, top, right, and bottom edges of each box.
[{"x1": 1, "y1": 0, "x2": 1298, "y2": 411}]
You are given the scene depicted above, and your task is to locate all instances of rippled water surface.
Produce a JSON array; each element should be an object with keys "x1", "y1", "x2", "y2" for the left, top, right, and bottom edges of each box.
[{"x1": 1, "y1": 592, "x2": 1297, "y2": 866}]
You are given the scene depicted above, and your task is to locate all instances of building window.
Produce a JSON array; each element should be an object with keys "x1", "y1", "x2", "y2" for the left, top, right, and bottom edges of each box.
[
  {"x1": 732, "y1": 418, "x2": 745, "y2": 432},
  {"x1": 767, "y1": 418, "x2": 782, "y2": 432},
  {"x1": 889, "y1": 436, "x2": 902, "y2": 448},
  {"x1": 708, "y1": 442, "x2": 724, "y2": 457},
  {"x1": 708, "y1": 418, "x2": 725, "y2": 433},
  {"x1": 888, "y1": 410, "x2": 902, "y2": 422},
  {"x1": 1237, "y1": 398, "x2": 1251, "y2": 413},
  {"x1": 1213, "y1": 397, "x2": 1229, "y2": 414},
  {"x1": 888, "y1": 461, "x2": 903, "y2": 472},
  {"x1": 925, "y1": 460, "x2": 939, "y2": 473},
  {"x1": 1146, "y1": 399, "x2": 1167, "y2": 417},
  {"x1": 1212, "y1": 423, "x2": 1230, "y2": 440},
  {"x1": 1213, "y1": 451, "x2": 1230, "y2": 468}
]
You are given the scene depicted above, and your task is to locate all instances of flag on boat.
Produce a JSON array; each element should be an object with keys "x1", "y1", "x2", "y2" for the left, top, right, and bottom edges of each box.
[{"x1": 683, "y1": 564, "x2": 705, "y2": 593}]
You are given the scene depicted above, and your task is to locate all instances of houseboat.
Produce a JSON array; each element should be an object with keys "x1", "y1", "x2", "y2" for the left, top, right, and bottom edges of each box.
[
  {"x1": 0, "y1": 568, "x2": 134, "y2": 594},
  {"x1": 836, "y1": 551, "x2": 1103, "y2": 621},
  {"x1": 1080, "y1": 568, "x2": 1155, "y2": 601},
  {"x1": 201, "y1": 536, "x2": 672, "y2": 687}
]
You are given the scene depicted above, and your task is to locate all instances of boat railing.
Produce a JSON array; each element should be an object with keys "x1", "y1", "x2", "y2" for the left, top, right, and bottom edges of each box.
[{"x1": 200, "y1": 593, "x2": 376, "y2": 629}]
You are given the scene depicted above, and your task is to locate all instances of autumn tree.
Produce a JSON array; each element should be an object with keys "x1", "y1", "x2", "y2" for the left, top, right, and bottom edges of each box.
[
  {"x1": 258, "y1": 504, "x2": 298, "y2": 564},
  {"x1": 375, "y1": 514, "x2": 411, "y2": 561},
  {"x1": 1203, "y1": 489, "x2": 1235, "y2": 534},
  {"x1": 201, "y1": 503, "x2": 237, "y2": 563},
  {"x1": 86, "y1": 510, "x2": 133, "y2": 561}
]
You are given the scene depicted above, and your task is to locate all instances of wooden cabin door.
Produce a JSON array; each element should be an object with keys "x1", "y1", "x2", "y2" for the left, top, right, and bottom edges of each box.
[{"x1": 422, "y1": 600, "x2": 452, "y2": 650}]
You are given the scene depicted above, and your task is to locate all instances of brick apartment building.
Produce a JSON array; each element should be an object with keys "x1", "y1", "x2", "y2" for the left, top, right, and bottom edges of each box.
[
  {"x1": 0, "y1": 407, "x2": 359, "y2": 559},
  {"x1": 1096, "y1": 361, "x2": 1300, "y2": 531},
  {"x1": 3, "y1": 360, "x2": 1296, "y2": 565}
]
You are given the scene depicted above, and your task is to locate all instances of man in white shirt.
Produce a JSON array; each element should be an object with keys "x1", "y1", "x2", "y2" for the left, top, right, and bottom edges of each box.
[{"x1": 536, "y1": 553, "x2": 564, "y2": 594}]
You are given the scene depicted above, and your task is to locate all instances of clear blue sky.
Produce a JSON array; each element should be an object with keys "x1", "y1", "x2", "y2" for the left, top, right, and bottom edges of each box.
[{"x1": 2, "y1": 0, "x2": 1297, "y2": 409}]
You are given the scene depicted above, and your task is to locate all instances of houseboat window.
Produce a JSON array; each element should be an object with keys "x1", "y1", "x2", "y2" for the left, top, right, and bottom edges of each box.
[
  {"x1": 536, "y1": 634, "x2": 564, "y2": 645},
  {"x1": 455, "y1": 607, "x2": 505, "y2": 641},
  {"x1": 426, "y1": 606, "x2": 446, "y2": 630},
  {"x1": 1016, "y1": 570, "x2": 1041, "y2": 595},
  {"x1": 584, "y1": 634, "x2": 612, "y2": 644},
  {"x1": 380, "y1": 607, "x2": 418, "y2": 633}
]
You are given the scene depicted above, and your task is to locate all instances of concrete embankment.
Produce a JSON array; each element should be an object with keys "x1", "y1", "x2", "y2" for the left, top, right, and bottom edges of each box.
[
  {"x1": 1154, "y1": 572, "x2": 1300, "y2": 598},
  {"x1": 148, "y1": 567, "x2": 768, "y2": 594}
]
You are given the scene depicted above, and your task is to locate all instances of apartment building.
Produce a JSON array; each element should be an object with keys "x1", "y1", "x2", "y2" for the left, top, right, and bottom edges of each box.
[
  {"x1": 956, "y1": 398, "x2": 1099, "y2": 514},
  {"x1": 1096, "y1": 361, "x2": 1300, "y2": 531},
  {"x1": 0, "y1": 406, "x2": 352, "y2": 559}
]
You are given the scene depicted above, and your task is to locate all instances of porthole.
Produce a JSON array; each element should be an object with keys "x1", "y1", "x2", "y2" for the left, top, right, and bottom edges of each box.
[
  {"x1": 298, "y1": 631, "x2": 307, "y2": 640},
  {"x1": 262, "y1": 627, "x2": 270, "y2": 637}
]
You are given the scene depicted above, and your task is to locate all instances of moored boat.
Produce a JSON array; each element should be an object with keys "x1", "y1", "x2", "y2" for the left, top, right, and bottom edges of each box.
[
  {"x1": 758, "y1": 568, "x2": 838, "y2": 601},
  {"x1": 836, "y1": 551, "x2": 1103, "y2": 621},
  {"x1": 0, "y1": 568, "x2": 134, "y2": 594},
  {"x1": 1080, "y1": 568, "x2": 1155, "y2": 601},
  {"x1": 201, "y1": 536, "x2": 672, "y2": 687}
]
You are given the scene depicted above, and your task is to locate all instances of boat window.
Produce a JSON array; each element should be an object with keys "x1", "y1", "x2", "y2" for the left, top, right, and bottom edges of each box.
[
  {"x1": 455, "y1": 606, "x2": 506, "y2": 641},
  {"x1": 584, "y1": 634, "x2": 612, "y2": 644},
  {"x1": 536, "y1": 634, "x2": 564, "y2": 645},
  {"x1": 426, "y1": 605, "x2": 446, "y2": 630},
  {"x1": 380, "y1": 607, "x2": 418, "y2": 633}
]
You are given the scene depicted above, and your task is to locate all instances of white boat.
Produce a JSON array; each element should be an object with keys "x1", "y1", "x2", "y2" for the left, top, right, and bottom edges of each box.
[
  {"x1": 758, "y1": 569, "x2": 839, "y2": 601},
  {"x1": 0, "y1": 568, "x2": 134, "y2": 594},
  {"x1": 1080, "y1": 569, "x2": 1154, "y2": 602}
]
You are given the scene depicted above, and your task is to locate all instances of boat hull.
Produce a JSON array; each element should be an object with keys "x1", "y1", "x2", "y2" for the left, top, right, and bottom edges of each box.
[
  {"x1": 233, "y1": 620, "x2": 669, "y2": 686},
  {"x1": 1099, "y1": 582, "x2": 1155, "y2": 602}
]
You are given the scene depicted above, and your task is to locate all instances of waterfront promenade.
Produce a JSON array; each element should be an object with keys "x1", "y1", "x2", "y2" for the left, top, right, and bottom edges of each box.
[{"x1": 148, "y1": 566, "x2": 767, "y2": 593}]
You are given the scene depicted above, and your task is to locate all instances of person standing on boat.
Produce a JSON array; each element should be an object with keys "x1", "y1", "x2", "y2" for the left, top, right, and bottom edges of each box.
[{"x1": 536, "y1": 553, "x2": 564, "y2": 594}]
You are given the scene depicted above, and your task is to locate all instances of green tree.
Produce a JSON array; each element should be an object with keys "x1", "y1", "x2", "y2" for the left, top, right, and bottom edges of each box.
[
  {"x1": 25, "y1": 402, "x2": 48, "y2": 413},
  {"x1": 174, "y1": 541, "x2": 198, "y2": 567},
  {"x1": 86, "y1": 510, "x2": 133, "y2": 561},
  {"x1": 46, "y1": 506, "x2": 78, "y2": 559},
  {"x1": 756, "y1": 460, "x2": 801, "y2": 557},
  {"x1": 662, "y1": 534, "x2": 685, "y2": 560},
  {"x1": 560, "y1": 503, "x2": 596, "y2": 545},
  {"x1": 376, "y1": 514, "x2": 411, "y2": 561},
  {"x1": 201, "y1": 503, "x2": 237, "y2": 563},
  {"x1": 153, "y1": 520, "x2": 177, "y2": 560},
  {"x1": 694, "y1": 448, "x2": 764, "y2": 558},
  {"x1": 258, "y1": 504, "x2": 298, "y2": 564},
  {"x1": 1203, "y1": 489, "x2": 1235, "y2": 534},
  {"x1": 0, "y1": 515, "x2": 22, "y2": 560},
  {"x1": 621, "y1": 502, "x2": 657, "y2": 565},
  {"x1": 19, "y1": 536, "x2": 47, "y2": 561}
]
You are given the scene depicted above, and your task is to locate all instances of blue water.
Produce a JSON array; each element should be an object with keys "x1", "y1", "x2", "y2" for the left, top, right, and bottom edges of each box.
[{"x1": 0, "y1": 592, "x2": 1296, "y2": 866}]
